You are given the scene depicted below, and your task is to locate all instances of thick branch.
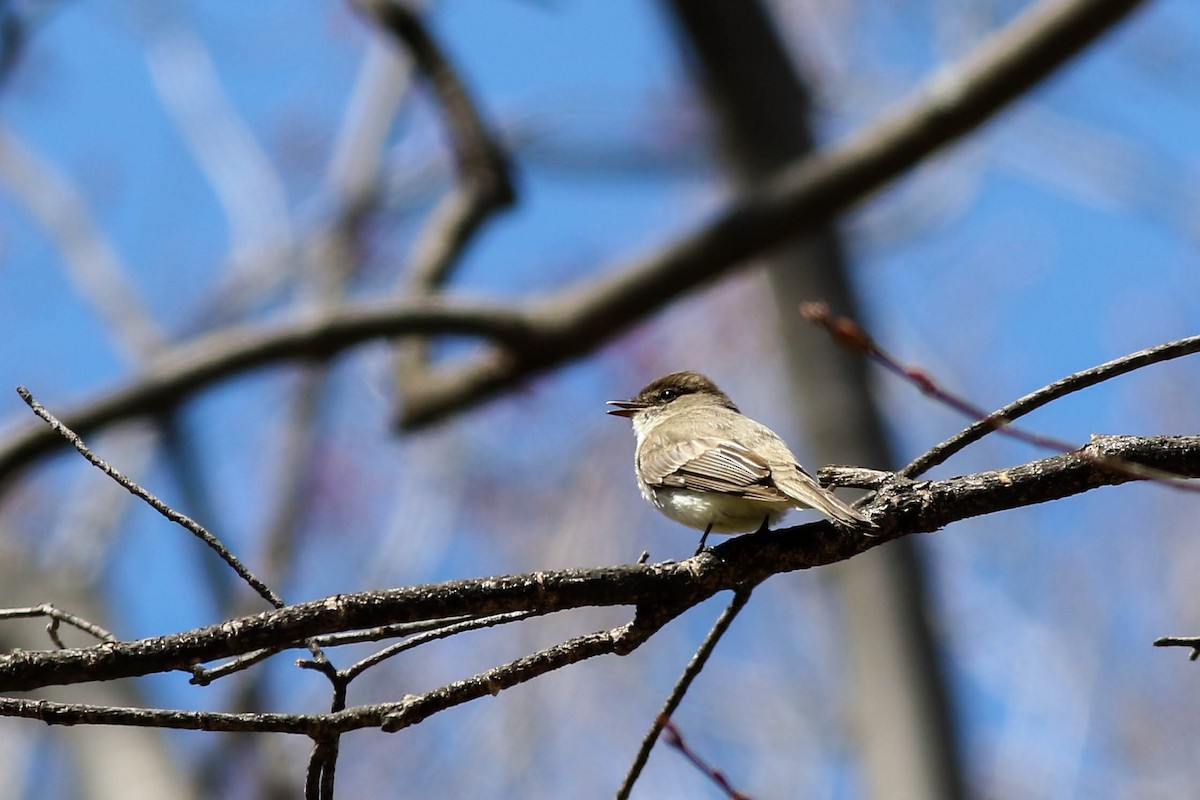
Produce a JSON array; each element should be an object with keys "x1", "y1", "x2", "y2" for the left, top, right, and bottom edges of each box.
[
  {"x1": 0, "y1": 298, "x2": 530, "y2": 486},
  {"x1": 0, "y1": 0, "x2": 1151, "y2": 485},
  {"x1": 353, "y1": 0, "x2": 514, "y2": 235},
  {"x1": 354, "y1": 0, "x2": 513, "y2": 291},
  {"x1": 2, "y1": 433, "x2": 1193, "y2": 693},
  {"x1": 394, "y1": 0, "x2": 1150, "y2": 428}
]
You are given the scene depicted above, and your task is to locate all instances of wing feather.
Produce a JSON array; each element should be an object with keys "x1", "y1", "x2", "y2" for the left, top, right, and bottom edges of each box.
[{"x1": 638, "y1": 435, "x2": 789, "y2": 502}]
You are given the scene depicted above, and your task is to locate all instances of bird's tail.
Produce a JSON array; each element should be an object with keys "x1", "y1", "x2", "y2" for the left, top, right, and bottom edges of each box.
[{"x1": 779, "y1": 466, "x2": 874, "y2": 527}]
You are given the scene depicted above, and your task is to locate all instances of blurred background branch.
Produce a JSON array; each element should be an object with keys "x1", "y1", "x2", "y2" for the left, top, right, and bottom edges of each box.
[{"x1": 1, "y1": 0, "x2": 1196, "y2": 797}]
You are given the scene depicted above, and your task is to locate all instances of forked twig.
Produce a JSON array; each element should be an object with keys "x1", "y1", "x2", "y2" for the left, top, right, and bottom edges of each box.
[
  {"x1": 191, "y1": 614, "x2": 487, "y2": 685},
  {"x1": 0, "y1": 604, "x2": 117, "y2": 648},
  {"x1": 352, "y1": 0, "x2": 517, "y2": 402},
  {"x1": 617, "y1": 589, "x2": 753, "y2": 799},
  {"x1": 327, "y1": 610, "x2": 538, "y2": 682},
  {"x1": 899, "y1": 333, "x2": 1200, "y2": 478},
  {"x1": 801, "y1": 303, "x2": 1200, "y2": 490}
]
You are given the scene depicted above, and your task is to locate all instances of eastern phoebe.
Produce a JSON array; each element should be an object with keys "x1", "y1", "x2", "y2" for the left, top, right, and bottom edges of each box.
[{"x1": 608, "y1": 371, "x2": 871, "y2": 551}]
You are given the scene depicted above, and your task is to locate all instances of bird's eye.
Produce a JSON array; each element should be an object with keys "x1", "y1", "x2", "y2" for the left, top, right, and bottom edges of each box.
[{"x1": 660, "y1": 389, "x2": 678, "y2": 401}]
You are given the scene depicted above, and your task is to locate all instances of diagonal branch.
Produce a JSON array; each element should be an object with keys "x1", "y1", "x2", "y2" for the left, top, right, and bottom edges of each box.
[
  {"x1": 353, "y1": 0, "x2": 514, "y2": 291},
  {"x1": 351, "y1": 0, "x2": 518, "y2": 403},
  {"x1": 0, "y1": 0, "x2": 1151, "y2": 489},
  {"x1": 16, "y1": 388, "x2": 283, "y2": 609},
  {"x1": 0, "y1": 298, "x2": 532, "y2": 487},
  {"x1": 393, "y1": 0, "x2": 1150, "y2": 428},
  {"x1": 618, "y1": 589, "x2": 753, "y2": 799},
  {"x1": 899, "y1": 334, "x2": 1200, "y2": 478}
]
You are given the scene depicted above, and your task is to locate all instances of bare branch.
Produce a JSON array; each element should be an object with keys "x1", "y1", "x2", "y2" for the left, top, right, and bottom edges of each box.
[
  {"x1": 2, "y1": 433, "x2": 1195, "y2": 694},
  {"x1": 802, "y1": 304, "x2": 1200, "y2": 489},
  {"x1": 16, "y1": 388, "x2": 283, "y2": 610},
  {"x1": 899, "y1": 334, "x2": 1200, "y2": 478},
  {"x1": 0, "y1": 696, "x2": 326, "y2": 734},
  {"x1": 393, "y1": 0, "x2": 1151, "y2": 428},
  {"x1": 0, "y1": 298, "x2": 531, "y2": 486},
  {"x1": 335, "y1": 610, "x2": 538, "y2": 682},
  {"x1": 0, "y1": 604, "x2": 117, "y2": 647},
  {"x1": 618, "y1": 589, "x2": 752, "y2": 800},
  {"x1": 378, "y1": 617, "x2": 665, "y2": 733}
]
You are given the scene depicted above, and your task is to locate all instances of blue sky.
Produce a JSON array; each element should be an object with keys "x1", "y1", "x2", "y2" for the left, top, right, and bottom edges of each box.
[{"x1": 2, "y1": 1, "x2": 1200, "y2": 798}]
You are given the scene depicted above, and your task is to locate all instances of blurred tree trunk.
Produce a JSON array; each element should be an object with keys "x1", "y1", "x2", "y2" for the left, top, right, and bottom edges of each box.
[{"x1": 661, "y1": 2, "x2": 966, "y2": 798}]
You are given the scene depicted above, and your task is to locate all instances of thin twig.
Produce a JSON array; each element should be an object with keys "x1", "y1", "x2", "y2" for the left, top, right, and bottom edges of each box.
[
  {"x1": 0, "y1": 604, "x2": 117, "y2": 647},
  {"x1": 1153, "y1": 636, "x2": 1200, "y2": 661},
  {"x1": 899, "y1": 334, "x2": 1200, "y2": 478},
  {"x1": 660, "y1": 719, "x2": 752, "y2": 800},
  {"x1": 15, "y1": 387, "x2": 284, "y2": 609},
  {"x1": 326, "y1": 610, "x2": 538, "y2": 683},
  {"x1": 0, "y1": 696, "x2": 333, "y2": 734},
  {"x1": 617, "y1": 589, "x2": 752, "y2": 800},
  {"x1": 190, "y1": 646, "x2": 279, "y2": 686},
  {"x1": 802, "y1": 303, "x2": 1200, "y2": 489},
  {"x1": 190, "y1": 615, "x2": 487, "y2": 686}
]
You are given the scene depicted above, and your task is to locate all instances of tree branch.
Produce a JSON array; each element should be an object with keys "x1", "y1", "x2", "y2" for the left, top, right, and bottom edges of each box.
[
  {"x1": 352, "y1": 0, "x2": 514, "y2": 291},
  {"x1": 393, "y1": 0, "x2": 1150, "y2": 428},
  {"x1": 352, "y1": 0, "x2": 518, "y2": 401},
  {"x1": 899, "y1": 334, "x2": 1200, "y2": 478},
  {"x1": 617, "y1": 589, "x2": 753, "y2": 800},
  {"x1": 0, "y1": 298, "x2": 531, "y2": 488},
  {"x1": 2, "y1": 433, "x2": 1194, "y2": 695},
  {"x1": 16, "y1": 387, "x2": 284, "y2": 610},
  {"x1": 0, "y1": 0, "x2": 1151, "y2": 489}
]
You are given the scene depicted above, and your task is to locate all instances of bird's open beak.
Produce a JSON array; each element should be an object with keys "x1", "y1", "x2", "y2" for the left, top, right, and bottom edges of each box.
[{"x1": 606, "y1": 399, "x2": 647, "y2": 418}]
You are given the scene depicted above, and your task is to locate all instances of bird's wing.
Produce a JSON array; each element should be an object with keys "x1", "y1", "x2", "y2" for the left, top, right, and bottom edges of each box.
[{"x1": 638, "y1": 435, "x2": 789, "y2": 502}]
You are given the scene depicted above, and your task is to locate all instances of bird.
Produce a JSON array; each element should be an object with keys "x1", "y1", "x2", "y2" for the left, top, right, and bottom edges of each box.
[{"x1": 607, "y1": 371, "x2": 871, "y2": 552}]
